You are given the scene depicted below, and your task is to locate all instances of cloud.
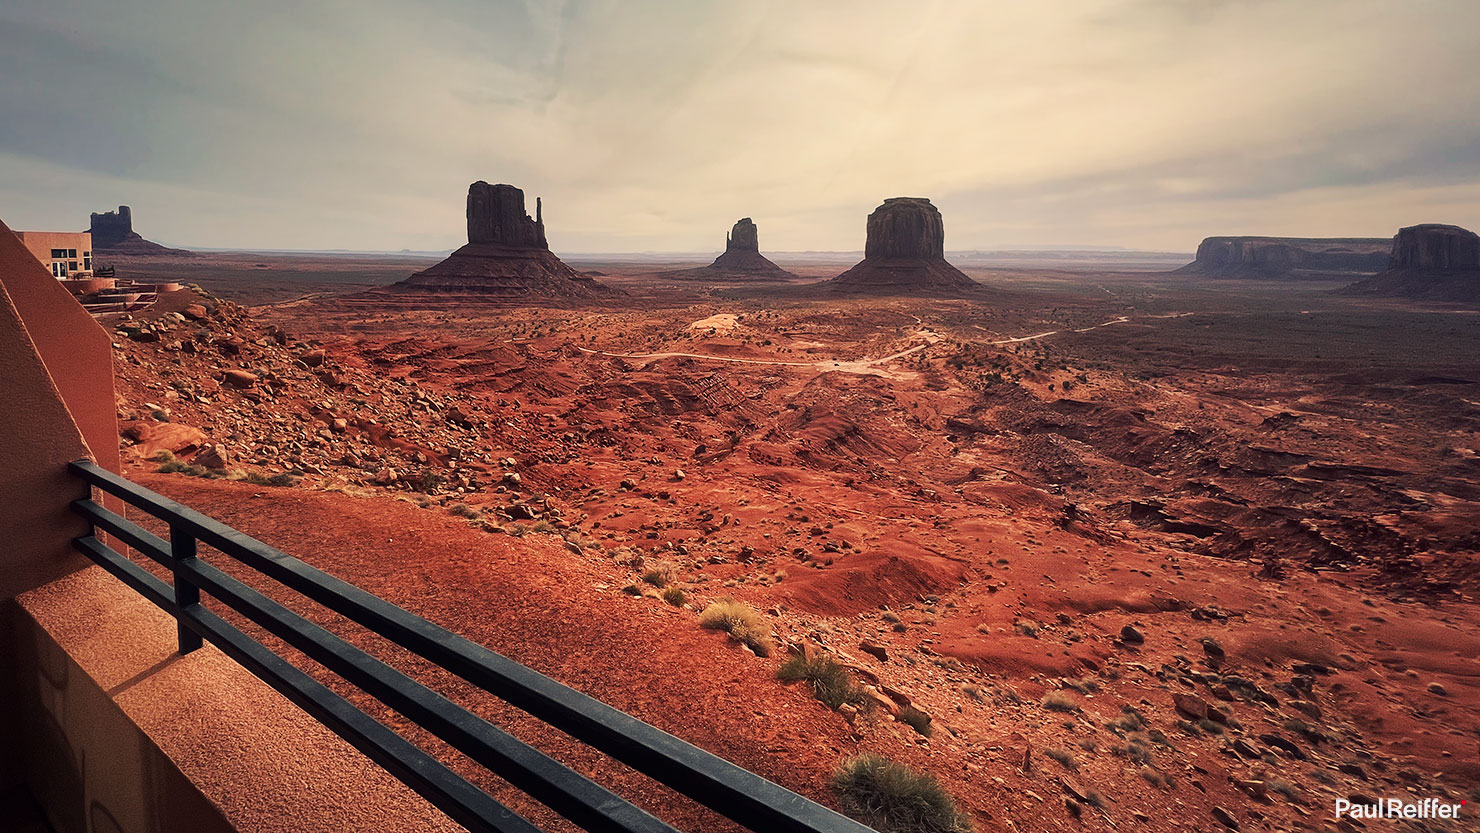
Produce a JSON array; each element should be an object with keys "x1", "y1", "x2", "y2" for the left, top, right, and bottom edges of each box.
[{"x1": 1, "y1": 0, "x2": 1477, "y2": 251}]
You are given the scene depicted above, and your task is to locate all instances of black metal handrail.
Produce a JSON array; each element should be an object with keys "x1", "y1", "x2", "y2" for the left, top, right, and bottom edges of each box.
[{"x1": 68, "y1": 459, "x2": 875, "y2": 833}]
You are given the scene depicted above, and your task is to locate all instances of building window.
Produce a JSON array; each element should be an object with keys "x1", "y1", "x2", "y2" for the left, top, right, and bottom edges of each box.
[
  {"x1": 51, "y1": 248, "x2": 66, "y2": 258},
  {"x1": 69, "y1": 262, "x2": 78, "y2": 271},
  {"x1": 51, "y1": 263, "x2": 66, "y2": 277},
  {"x1": 67, "y1": 249, "x2": 77, "y2": 258},
  {"x1": 84, "y1": 254, "x2": 92, "y2": 270}
]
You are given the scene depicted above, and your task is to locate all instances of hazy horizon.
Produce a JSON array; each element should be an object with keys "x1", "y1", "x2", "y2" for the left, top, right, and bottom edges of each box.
[{"x1": 3, "y1": 0, "x2": 1478, "y2": 252}]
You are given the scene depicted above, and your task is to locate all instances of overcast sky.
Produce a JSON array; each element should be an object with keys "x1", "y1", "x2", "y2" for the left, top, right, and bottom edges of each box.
[{"x1": 3, "y1": 0, "x2": 1478, "y2": 253}]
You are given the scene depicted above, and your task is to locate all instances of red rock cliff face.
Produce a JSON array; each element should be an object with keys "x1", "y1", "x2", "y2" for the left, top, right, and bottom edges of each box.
[
  {"x1": 466, "y1": 182, "x2": 548, "y2": 249},
  {"x1": 1388, "y1": 224, "x2": 1480, "y2": 270},
  {"x1": 864, "y1": 198, "x2": 946, "y2": 260},
  {"x1": 725, "y1": 217, "x2": 760, "y2": 253}
]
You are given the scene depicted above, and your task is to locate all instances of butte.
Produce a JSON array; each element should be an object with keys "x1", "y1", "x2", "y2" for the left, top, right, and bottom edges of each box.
[
  {"x1": 822, "y1": 197, "x2": 978, "y2": 294},
  {"x1": 88, "y1": 205, "x2": 190, "y2": 255},
  {"x1": 1342, "y1": 223, "x2": 1480, "y2": 303},
  {"x1": 387, "y1": 182, "x2": 612, "y2": 302}
]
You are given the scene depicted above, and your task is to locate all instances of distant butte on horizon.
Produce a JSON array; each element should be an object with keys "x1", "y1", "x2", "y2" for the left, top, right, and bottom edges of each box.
[
  {"x1": 387, "y1": 181, "x2": 613, "y2": 301},
  {"x1": 825, "y1": 197, "x2": 979, "y2": 295}
]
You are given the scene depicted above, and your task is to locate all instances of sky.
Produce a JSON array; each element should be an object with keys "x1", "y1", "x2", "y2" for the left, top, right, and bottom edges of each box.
[{"x1": 2, "y1": 0, "x2": 1478, "y2": 253}]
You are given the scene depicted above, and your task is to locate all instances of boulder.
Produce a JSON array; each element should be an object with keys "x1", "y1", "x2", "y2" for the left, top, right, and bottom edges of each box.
[
  {"x1": 124, "y1": 421, "x2": 209, "y2": 457},
  {"x1": 194, "y1": 444, "x2": 228, "y2": 470},
  {"x1": 222, "y1": 369, "x2": 259, "y2": 388},
  {"x1": 181, "y1": 303, "x2": 208, "y2": 321}
]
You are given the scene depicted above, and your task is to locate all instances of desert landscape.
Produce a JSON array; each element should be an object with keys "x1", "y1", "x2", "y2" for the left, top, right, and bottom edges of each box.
[
  {"x1": 8, "y1": 4, "x2": 1479, "y2": 831},
  {"x1": 86, "y1": 191, "x2": 1480, "y2": 833}
]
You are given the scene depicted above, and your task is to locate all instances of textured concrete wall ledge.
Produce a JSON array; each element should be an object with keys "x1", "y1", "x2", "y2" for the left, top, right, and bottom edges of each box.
[{"x1": 11, "y1": 567, "x2": 463, "y2": 833}]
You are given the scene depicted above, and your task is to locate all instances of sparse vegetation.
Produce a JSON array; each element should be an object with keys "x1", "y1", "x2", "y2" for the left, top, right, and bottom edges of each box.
[
  {"x1": 661, "y1": 587, "x2": 686, "y2": 607},
  {"x1": 1041, "y1": 691, "x2": 1080, "y2": 713},
  {"x1": 1140, "y1": 767, "x2": 1176, "y2": 790},
  {"x1": 448, "y1": 503, "x2": 481, "y2": 519},
  {"x1": 698, "y1": 598, "x2": 773, "y2": 656},
  {"x1": 832, "y1": 754, "x2": 973, "y2": 833},
  {"x1": 1043, "y1": 747, "x2": 1077, "y2": 771},
  {"x1": 777, "y1": 653, "x2": 871, "y2": 711},
  {"x1": 897, "y1": 705, "x2": 932, "y2": 737}
]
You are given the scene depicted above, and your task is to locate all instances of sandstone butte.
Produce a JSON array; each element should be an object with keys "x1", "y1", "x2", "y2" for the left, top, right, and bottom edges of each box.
[
  {"x1": 826, "y1": 197, "x2": 978, "y2": 294},
  {"x1": 389, "y1": 182, "x2": 612, "y2": 300}
]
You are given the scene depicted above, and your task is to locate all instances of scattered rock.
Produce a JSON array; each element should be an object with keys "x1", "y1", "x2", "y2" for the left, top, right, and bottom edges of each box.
[
  {"x1": 859, "y1": 640, "x2": 889, "y2": 662},
  {"x1": 1120, "y1": 624, "x2": 1145, "y2": 644},
  {"x1": 1211, "y1": 806, "x2": 1239, "y2": 830},
  {"x1": 222, "y1": 369, "x2": 258, "y2": 388}
]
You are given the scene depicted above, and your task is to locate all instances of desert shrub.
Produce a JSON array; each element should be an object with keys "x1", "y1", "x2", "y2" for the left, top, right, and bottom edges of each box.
[
  {"x1": 698, "y1": 598, "x2": 772, "y2": 656},
  {"x1": 1041, "y1": 691, "x2": 1080, "y2": 713},
  {"x1": 833, "y1": 754, "x2": 973, "y2": 833},
  {"x1": 1014, "y1": 621, "x2": 1040, "y2": 638},
  {"x1": 1044, "y1": 747, "x2": 1077, "y2": 771},
  {"x1": 1065, "y1": 677, "x2": 1099, "y2": 694},
  {"x1": 897, "y1": 705, "x2": 932, "y2": 737},
  {"x1": 1106, "y1": 706, "x2": 1146, "y2": 735},
  {"x1": 1140, "y1": 767, "x2": 1175, "y2": 790},
  {"x1": 777, "y1": 654, "x2": 871, "y2": 711},
  {"x1": 239, "y1": 471, "x2": 275, "y2": 486},
  {"x1": 661, "y1": 587, "x2": 686, "y2": 607},
  {"x1": 1197, "y1": 718, "x2": 1225, "y2": 735},
  {"x1": 1111, "y1": 739, "x2": 1153, "y2": 765},
  {"x1": 267, "y1": 472, "x2": 298, "y2": 487},
  {"x1": 448, "y1": 503, "x2": 481, "y2": 519},
  {"x1": 641, "y1": 568, "x2": 671, "y2": 588}
]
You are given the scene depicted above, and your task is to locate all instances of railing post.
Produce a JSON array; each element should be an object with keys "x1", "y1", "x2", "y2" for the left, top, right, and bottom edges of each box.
[{"x1": 170, "y1": 523, "x2": 203, "y2": 654}]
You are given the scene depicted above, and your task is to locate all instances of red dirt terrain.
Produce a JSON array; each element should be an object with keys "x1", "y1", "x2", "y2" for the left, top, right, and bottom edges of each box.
[{"x1": 101, "y1": 258, "x2": 1479, "y2": 833}]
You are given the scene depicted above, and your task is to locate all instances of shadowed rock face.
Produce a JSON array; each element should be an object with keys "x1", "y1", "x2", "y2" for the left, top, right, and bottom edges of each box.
[
  {"x1": 1389, "y1": 224, "x2": 1480, "y2": 270},
  {"x1": 828, "y1": 197, "x2": 975, "y2": 293},
  {"x1": 726, "y1": 218, "x2": 759, "y2": 253},
  {"x1": 466, "y1": 182, "x2": 548, "y2": 249},
  {"x1": 704, "y1": 218, "x2": 792, "y2": 279},
  {"x1": 864, "y1": 198, "x2": 946, "y2": 260},
  {"x1": 89, "y1": 205, "x2": 133, "y2": 248},
  {"x1": 391, "y1": 182, "x2": 611, "y2": 301},
  {"x1": 1178, "y1": 237, "x2": 1389, "y2": 277},
  {"x1": 1342, "y1": 223, "x2": 1480, "y2": 303},
  {"x1": 87, "y1": 205, "x2": 189, "y2": 254}
]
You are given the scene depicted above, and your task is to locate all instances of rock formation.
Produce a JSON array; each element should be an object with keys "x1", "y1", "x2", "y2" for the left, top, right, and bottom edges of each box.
[
  {"x1": 1387, "y1": 224, "x2": 1480, "y2": 270},
  {"x1": 1342, "y1": 223, "x2": 1480, "y2": 302},
  {"x1": 826, "y1": 198, "x2": 976, "y2": 293},
  {"x1": 1177, "y1": 237, "x2": 1389, "y2": 278},
  {"x1": 664, "y1": 218, "x2": 794, "y2": 281},
  {"x1": 88, "y1": 205, "x2": 190, "y2": 255},
  {"x1": 390, "y1": 182, "x2": 611, "y2": 301}
]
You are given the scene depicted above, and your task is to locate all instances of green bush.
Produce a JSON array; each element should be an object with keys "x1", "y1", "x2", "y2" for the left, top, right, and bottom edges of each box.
[{"x1": 832, "y1": 754, "x2": 973, "y2": 833}]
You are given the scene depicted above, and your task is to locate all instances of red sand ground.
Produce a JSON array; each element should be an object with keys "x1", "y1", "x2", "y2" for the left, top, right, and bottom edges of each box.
[{"x1": 103, "y1": 257, "x2": 1480, "y2": 833}]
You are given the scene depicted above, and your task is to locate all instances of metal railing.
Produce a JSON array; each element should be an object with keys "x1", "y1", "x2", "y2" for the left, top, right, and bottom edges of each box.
[{"x1": 68, "y1": 459, "x2": 874, "y2": 833}]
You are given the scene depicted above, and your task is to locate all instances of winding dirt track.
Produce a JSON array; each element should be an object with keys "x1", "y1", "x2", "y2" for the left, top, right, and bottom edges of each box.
[{"x1": 578, "y1": 313, "x2": 1185, "y2": 374}]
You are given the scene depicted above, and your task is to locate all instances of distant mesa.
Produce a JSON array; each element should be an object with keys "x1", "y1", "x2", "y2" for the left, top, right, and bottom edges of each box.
[
  {"x1": 661, "y1": 217, "x2": 794, "y2": 281},
  {"x1": 88, "y1": 205, "x2": 190, "y2": 255},
  {"x1": 389, "y1": 182, "x2": 612, "y2": 301},
  {"x1": 1176, "y1": 236, "x2": 1389, "y2": 278},
  {"x1": 707, "y1": 218, "x2": 794, "y2": 278},
  {"x1": 1342, "y1": 223, "x2": 1480, "y2": 302},
  {"x1": 824, "y1": 197, "x2": 977, "y2": 294}
]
